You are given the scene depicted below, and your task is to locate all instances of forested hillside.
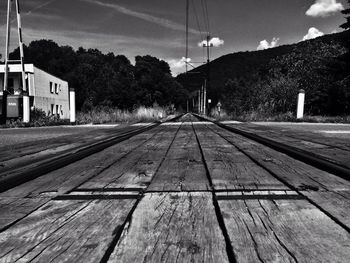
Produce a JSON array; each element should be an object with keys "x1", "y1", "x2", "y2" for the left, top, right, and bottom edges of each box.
[
  {"x1": 178, "y1": 30, "x2": 350, "y2": 116},
  {"x1": 8, "y1": 40, "x2": 188, "y2": 111}
]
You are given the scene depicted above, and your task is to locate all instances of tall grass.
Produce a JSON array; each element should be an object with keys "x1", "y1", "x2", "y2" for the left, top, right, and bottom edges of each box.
[
  {"x1": 76, "y1": 106, "x2": 168, "y2": 124},
  {"x1": 210, "y1": 109, "x2": 350, "y2": 123}
]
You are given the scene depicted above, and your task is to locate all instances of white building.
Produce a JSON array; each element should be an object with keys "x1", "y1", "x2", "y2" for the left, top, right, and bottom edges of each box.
[{"x1": 0, "y1": 64, "x2": 71, "y2": 119}]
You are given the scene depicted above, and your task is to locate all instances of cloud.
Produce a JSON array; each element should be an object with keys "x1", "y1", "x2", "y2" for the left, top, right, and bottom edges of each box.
[
  {"x1": 257, "y1": 37, "x2": 279, "y2": 50},
  {"x1": 302, "y1": 27, "x2": 324, "y2": 41},
  {"x1": 81, "y1": 0, "x2": 200, "y2": 34},
  {"x1": 198, "y1": 37, "x2": 224, "y2": 47},
  {"x1": 167, "y1": 57, "x2": 191, "y2": 76},
  {"x1": 306, "y1": 0, "x2": 344, "y2": 17}
]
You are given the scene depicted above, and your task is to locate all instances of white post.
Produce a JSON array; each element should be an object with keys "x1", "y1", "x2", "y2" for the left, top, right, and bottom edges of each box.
[
  {"x1": 297, "y1": 89, "x2": 305, "y2": 119},
  {"x1": 70, "y1": 88, "x2": 76, "y2": 123},
  {"x1": 22, "y1": 94, "x2": 30, "y2": 123},
  {"x1": 203, "y1": 85, "x2": 207, "y2": 116}
]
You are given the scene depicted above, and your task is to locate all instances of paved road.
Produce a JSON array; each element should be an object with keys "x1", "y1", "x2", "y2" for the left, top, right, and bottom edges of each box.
[{"x1": 0, "y1": 117, "x2": 349, "y2": 262}]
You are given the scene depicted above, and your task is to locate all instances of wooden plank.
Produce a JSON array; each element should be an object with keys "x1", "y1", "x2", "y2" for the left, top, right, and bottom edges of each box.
[
  {"x1": 0, "y1": 197, "x2": 49, "y2": 230},
  {"x1": 301, "y1": 190, "x2": 350, "y2": 227},
  {"x1": 0, "y1": 199, "x2": 136, "y2": 263},
  {"x1": 211, "y1": 125, "x2": 350, "y2": 227},
  {"x1": 243, "y1": 123, "x2": 350, "y2": 151},
  {"x1": 229, "y1": 124, "x2": 350, "y2": 169},
  {"x1": 109, "y1": 193, "x2": 229, "y2": 262},
  {"x1": 194, "y1": 125, "x2": 287, "y2": 191},
  {"x1": 0, "y1": 126, "x2": 165, "y2": 199},
  {"x1": 219, "y1": 197, "x2": 350, "y2": 263},
  {"x1": 79, "y1": 126, "x2": 179, "y2": 190},
  {"x1": 147, "y1": 125, "x2": 210, "y2": 191}
]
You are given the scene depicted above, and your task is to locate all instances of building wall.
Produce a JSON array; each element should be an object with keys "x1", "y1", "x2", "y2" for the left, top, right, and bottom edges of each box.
[
  {"x1": 0, "y1": 64, "x2": 70, "y2": 119},
  {"x1": 32, "y1": 67, "x2": 70, "y2": 119}
]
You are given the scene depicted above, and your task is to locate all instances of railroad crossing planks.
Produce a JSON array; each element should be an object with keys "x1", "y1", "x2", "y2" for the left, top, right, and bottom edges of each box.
[
  {"x1": 78, "y1": 126, "x2": 179, "y2": 190},
  {"x1": 109, "y1": 193, "x2": 229, "y2": 263},
  {"x1": 194, "y1": 125, "x2": 287, "y2": 191},
  {"x1": 147, "y1": 125, "x2": 210, "y2": 192},
  {"x1": 210, "y1": 125, "x2": 350, "y2": 228},
  {"x1": 218, "y1": 193, "x2": 350, "y2": 263},
  {"x1": 226, "y1": 123, "x2": 350, "y2": 169},
  {"x1": 0, "y1": 197, "x2": 49, "y2": 231},
  {"x1": 0, "y1": 126, "x2": 165, "y2": 199},
  {"x1": 0, "y1": 198, "x2": 137, "y2": 263}
]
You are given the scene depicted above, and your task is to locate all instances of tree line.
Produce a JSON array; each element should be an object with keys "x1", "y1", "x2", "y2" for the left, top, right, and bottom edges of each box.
[{"x1": 8, "y1": 40, "x2": 188, "y2": 111}]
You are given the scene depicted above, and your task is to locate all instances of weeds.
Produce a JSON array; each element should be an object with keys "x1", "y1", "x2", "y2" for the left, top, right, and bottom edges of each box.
[{"x1": 76, "y1": 106, "x2": 168, "y2": 124}]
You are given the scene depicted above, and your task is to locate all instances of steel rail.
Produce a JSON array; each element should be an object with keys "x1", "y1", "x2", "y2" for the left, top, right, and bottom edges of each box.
[
  {"x1": 193, "y1": 113, "x2": 350, "y2": 181},
  {"x1": 0, "y1": 114, "x2": 184, "y2": 193}
]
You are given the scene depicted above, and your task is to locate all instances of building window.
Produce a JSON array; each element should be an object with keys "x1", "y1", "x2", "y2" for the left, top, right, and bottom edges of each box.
[
  {"x1": 50, "y1": 82, "x2": 54, "y2": 93},
  {"x1": 56, "y1": 105, "x2": 59, "y2": 117},
  {"x1": 50, "y1": 104, "x2": 54, "y2": 115},
  {"x1": 60, "y1": 105, "x2": 63, "y2": 115},
  {"x1": 55, "y1": 83, "x2": 59, "y2": 94}
]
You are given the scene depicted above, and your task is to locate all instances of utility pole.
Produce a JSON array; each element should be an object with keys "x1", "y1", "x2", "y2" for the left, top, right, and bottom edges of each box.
[
  {"x1": 185, "y1": 0, "x2": 189, "y2": 73},
  {"x1": 198, "y1": 89, "x2": 201, "y2": 114},
  {"x1": 2, "y1": 0, "x2": 30, "y2": 124},
  {"x1": 202, "y1": 34, "x2": 213, "y2": 116}
]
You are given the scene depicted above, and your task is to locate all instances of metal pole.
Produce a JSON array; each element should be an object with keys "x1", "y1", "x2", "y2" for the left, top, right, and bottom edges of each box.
[
  {"x1": 15, "y1": 0, "x2": 30, "y2": 123},
  {"x1": 1, "y1": 0, "x2": 13, "y2": 124},
  {"x1": 4, "y1": 0, "x2": 12, "y2": 93}
]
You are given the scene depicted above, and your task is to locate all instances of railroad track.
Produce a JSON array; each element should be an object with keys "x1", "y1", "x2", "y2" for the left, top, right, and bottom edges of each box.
[
  {"x1": 0, "y1": 114, "x2": 183, "y2": 193},
  {"x1": 193, "y1": 113, "x2": 350, "y2": 181},
  {"x1": 0, "y1": 113, "x2": 349, "y2": 262}
]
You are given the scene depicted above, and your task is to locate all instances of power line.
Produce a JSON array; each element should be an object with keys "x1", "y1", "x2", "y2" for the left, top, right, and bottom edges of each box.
[{"x1": 191, "y1": 0, "x2": 204, "y2": 41}]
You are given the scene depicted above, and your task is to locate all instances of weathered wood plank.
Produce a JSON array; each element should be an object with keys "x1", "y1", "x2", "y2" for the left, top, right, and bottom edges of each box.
[
  {"x1": 301, "y1": 190, "x2": 350, "y2": 227},
  {"x1": 211, "y1": 125, "x2": 350, "y2": 227},
  {"x1": 147, "y1": 125, "x2": 210, "y2": 191},
  {"x1": 0, "y1": 126, "x2": 165, "y2": 199},
  {"x1": 194, "y1": 125, "x2": 287, "y2": 191},
  {"x1": 0, "y1": 199, "x2": 136, "y2": 263},
  {"x1": 227, "y1": 124, "x2": 350, "y2": 169},
  {"x1": 79, "y1": 126, "x2": 179, "y2": 190},
  {"x1": 219, "y1": 197, "x2": 350, "y2": 263},
  {"x1": 0, "y1": 197, "x2": 49, "y2": 230},
  {"x1": 109, "y1": 193, "x2": 229, "y2": 262}
]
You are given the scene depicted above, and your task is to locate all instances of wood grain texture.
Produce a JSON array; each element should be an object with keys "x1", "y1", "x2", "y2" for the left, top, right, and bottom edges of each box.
[
  {"x1": 219, "y1": 198, "x2": 350, "y2": 263},
  {"x1": 228, "y1": 124, "x2": 350, "y2": 169},
  {"x1": 0, "y1": 199, "x2": 136, "y2": 263},
  {"x1": 211, "y1": 125, "x2": 350, "y2": 228},
  {"x1": 109, "y1": 193, "x2": 229, "y2": 263},
  {"x1": 302, "y1": 190, "x2": 350, "y2": 227},
  {"x1": 79, "y1": 126, "x2": 179, "y2": 190},
  {"x1": 0, "y1": 197, "x2": 49, "y2": 230},
  {"x1": 147, "y1": 125, "x2": 210, "y2": 191},
  {"x1": 194, "y1": 125, "x2": 286, "y2": 191},
  {"x1": 0, "y1": 126, "x2": 164, "y2": 199}
]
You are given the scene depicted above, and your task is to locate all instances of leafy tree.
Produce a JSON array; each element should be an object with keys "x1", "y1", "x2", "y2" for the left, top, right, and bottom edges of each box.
[
  {"x1": 341, "y1": 0, "x2": 350, "y2": 30},
  {"x1": 9, "y1": 40, "x2": 185, "y2": 111}
]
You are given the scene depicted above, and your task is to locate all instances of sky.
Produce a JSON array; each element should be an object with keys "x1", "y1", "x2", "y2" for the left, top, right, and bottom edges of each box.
[{"x1": 0, "y1": 0, "x2": 348, "y2": 75}]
